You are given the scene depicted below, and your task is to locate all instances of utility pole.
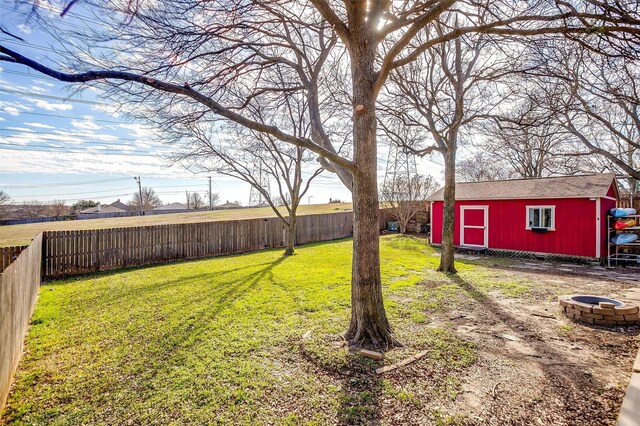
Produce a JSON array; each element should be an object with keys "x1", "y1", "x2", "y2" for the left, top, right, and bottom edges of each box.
[
  {"x1": 308, "y1": 195, "x2": 313, "y2": 205},
  {"x1": 134, "y1": 176, "x2": 143, "y2": 215},
  {"x1": 208, "y1": 176, "x2": 213, "y2": 211}
]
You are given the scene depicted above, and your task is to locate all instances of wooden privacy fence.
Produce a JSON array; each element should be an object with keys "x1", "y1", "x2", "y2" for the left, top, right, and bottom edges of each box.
[
  {"x1": 618, "y1": 196, "x2": 640, "y2": 210},
  {"x1": 0, "y1": 246, "x2": 28, "y2": 273},
  {"x1": 42, "y1": 211, "x2": 378, "y2": 279},
  {"x1": 0, "y1": 234, "x2": 42, "y2": 413}
]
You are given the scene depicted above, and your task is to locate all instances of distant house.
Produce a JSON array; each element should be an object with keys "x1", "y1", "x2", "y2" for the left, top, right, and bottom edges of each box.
[
  {"x1": 79, "y1": 203, "x2": 127, "y2": 214},
  {"x1": 428, "y1": 173, "x2": 619, "y2": 258},
  {"x1": 154, "y1": 203, "x2": 188, "y2": 211},
  {"x1": 109, "y1": 199, "x2": 134, "y2": 212},
  {"x1": 218, "y1": 201, "x2": 242, "y2": 210}
]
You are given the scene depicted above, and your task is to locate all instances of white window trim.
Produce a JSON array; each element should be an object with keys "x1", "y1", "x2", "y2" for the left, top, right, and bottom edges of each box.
[{"x1": 525, "y1": 205, "x2": 556, "y2": 231}]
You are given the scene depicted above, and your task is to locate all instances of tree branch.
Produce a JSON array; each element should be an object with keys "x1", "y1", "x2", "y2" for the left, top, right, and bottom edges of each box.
[{"x1": 0, "y1": 45, "x2": 356, "y2": 173}]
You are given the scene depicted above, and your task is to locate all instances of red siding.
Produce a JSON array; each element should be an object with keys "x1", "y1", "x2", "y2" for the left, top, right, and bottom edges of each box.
[{"x1": 431, "y1": 197, "x2": 607, "y2": 257}]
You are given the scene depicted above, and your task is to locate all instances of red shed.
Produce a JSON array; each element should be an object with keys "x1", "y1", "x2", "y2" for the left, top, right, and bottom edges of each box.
[{"x1": 428, "y1": 174, "x2": 619, "y2": 258}]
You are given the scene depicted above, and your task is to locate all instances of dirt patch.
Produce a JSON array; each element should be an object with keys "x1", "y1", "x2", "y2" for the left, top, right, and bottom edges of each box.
[
  {"x1": 293, "y1": 263, "x2": 639, "y2": 425},
  {"x1": 429, "y1": 267, "x2": 639, "y2": 425}
]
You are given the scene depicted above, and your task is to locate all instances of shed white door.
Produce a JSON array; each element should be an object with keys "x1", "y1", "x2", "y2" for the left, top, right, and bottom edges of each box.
[{"x1": 460, "y1": 206, "x2": 488, "y2": 248}]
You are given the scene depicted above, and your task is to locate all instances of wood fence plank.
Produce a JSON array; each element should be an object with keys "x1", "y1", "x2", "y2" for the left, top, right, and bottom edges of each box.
[{"x1": 40, "y1": 211, "x2": 358, "y2": 279}]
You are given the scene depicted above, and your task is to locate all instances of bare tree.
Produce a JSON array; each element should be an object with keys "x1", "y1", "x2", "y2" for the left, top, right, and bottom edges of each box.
[
  {"x1": 379, "y1": 20, "x2": 517, "y2": 273},
  {"x1": 166, "y1": 86, "x2": 326, "y2": 256},
  {"x1": 128, "y1": 187, "x2": 162, "y2": 211},
  {"x1": 3, "y1": 1, "x2": 640, "y2": 346},
  {"x1": 456, "y1": 152, "x2": 514, "y2": 182},
  {"x1": 510, "y1": 44, "x2": 640, "y2": 185},
  {"x1": 208, "y1": 192, "x2": 220, "y2": 207},
  {"x1": 186, "y1": 191, "x2": 206, "y2": 210},
  {"x1": 0, "y1": 190, "x2": 11, "y2": 220},
  {"x1": 477, "y1": 104, "x2": 592, "y2": 179},
  {"x1": 380, "y1": 174, "x2": 438, "y2": 233},
  {"x1": 48, "y1": 200, "x2": 69, "y2": 217},
  {"x1": 20, "y1": 201, "x2": 48, "y2": 219},
  {"x1": 175, "y1": 120, "x2": 324, "y2": 256}
]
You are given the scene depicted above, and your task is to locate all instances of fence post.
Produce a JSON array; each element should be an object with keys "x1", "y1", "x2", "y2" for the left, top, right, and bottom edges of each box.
[{"x1": 36, "y1": 210, "x2": 369, "y2": 279}]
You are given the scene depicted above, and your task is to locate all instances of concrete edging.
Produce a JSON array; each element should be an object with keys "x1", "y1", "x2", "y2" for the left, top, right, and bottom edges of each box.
[{"x1": 617, "y1": 340, "x2": 640, "y2": 426}]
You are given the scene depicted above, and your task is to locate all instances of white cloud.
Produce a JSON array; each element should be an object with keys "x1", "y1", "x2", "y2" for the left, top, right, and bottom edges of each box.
[
  {"x1": 119, "y1": 123, "x2": 152, "y2": 137},
  {"x1": 0, "y1": 149, "x2": 184, "y2": 178},
  {"x1": 0, "y1": 101, "x2": 33, "y2": 116},
  {"x1": 47, "y1": 131, "x2": 86, "y2": 144},
  {"x1": 3, "y1": 106, "x2": 22, "y2": 116},
  {"x1": 3, "y1": 132, "x2": 43, "y2": 145},
  {"x1": 26, "y1": 98, "x2": 73, "y2": 111},
  {"x1": 71, "y1": 119, "x2": 102, "y2": 130},
  {"x1": 91, "y1": 103, "x2": 120, "y2": 117},
  {"x1": 17, "y1": 24, "x2": 32, "y2": 34},
  {"x1": 0, "y1": 117, "x2": 5, "y2": 122},
  {"x1": 74, "y1": 132, "x2": 119, "y2": 141},
  {"x1": 24, "y1": 122, "x2": 55, "y2": 129},
  {"x1": 29, "y1": 85, "x2": 48, "y2": 94},
  {"x1": 35, "y1": 81, "x2": 55, "y2": 88}
]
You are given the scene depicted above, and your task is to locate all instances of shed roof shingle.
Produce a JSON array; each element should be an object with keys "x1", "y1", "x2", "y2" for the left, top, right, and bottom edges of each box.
[{"x1": 427, "y1": 173, "x2": 616, "y2": 201}]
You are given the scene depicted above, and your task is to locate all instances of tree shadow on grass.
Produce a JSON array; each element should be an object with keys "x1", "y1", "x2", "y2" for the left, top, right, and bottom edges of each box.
[
  {"x1": 14, "y1": 253, "x2": 314, "y2": 424},
  {"x1": 129, "y1": 254, "x2": 290, "y2": 352},
  {"x1": 37, "y1": 256, "x2": 292, "y2": 412},
  {"x1": 71, "y1": 259, "x2": 283, "y2": 306},
  {"x1": 300, "y1": 342, "x2": 383, "y2": 425}
]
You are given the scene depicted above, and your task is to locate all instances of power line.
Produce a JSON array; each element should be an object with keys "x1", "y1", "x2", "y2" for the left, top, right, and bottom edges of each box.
[
  {"x1": 0, "y1": 88, "x2": 108, "y2": 106},
  {"x1": 5, "y1": 109, "x2": 150, "y2": 126},
  {"x1": 153, "y1": 183, "x2": 206, "y2": 189},
  {"x1": 10, "y1": 187, "x2": 135, "y2": 198},
  {"x1": 0, "y1": 4, "x2": 106, "y2": 27},
  {"x1": 157, "y1": 190, "x2": 208, "y2": 195},
  {"x1": 0, "y1": 40, "x2": 64, "y2": 55},
  {"x1": 13, "y1": 192, "x2": 138, "y2": 202},
  {"x1": 3, "y1": 177, "x2": 131, "y2": 188},
  {"x1": 11, "y1": 188, "x2": 210, "y2": 199},
  {"x1": 0, "y1": 140, "x2": 166, "y2": 153},
  {"x1": 1, "y1": 69, "x2": 59, "y2": 82},
  {"x1": 51, "y1": 7, "x2": 110, "y2": 26},
  {"x1": 0, "y1": 128, "x2": 155, "y2": 144},
  {"x1": 0, "y1": 145, "x2": 166, "y2": 157}
]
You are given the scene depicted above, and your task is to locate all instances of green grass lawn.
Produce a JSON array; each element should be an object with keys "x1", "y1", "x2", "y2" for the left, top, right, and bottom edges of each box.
[
  {"x1": 2, "y1": 235, "x2": 531, "y2": 425},
  {"x1": 0, "y1": 203, "x2": 353, "y2": 247}
]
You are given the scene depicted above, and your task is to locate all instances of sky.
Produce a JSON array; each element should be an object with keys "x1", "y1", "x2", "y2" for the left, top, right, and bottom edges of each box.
[{"x1": 0, "y1": 3, "x2": 444, "y2": 207}]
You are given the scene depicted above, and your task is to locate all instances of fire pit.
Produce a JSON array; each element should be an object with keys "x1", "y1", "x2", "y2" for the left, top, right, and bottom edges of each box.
[{"x1": 559, "y1": 294, "x2": 640, "y2": 325}]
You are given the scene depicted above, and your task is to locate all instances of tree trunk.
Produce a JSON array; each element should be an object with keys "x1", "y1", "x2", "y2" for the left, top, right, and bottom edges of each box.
[
  {"x1": 347, "y1": 152, "x2": 394, "y2": 347},
  {"x1": 284, "y1": 214, "x2": 296, "y2": 256},
  {"x1": 438, "y1": 149, "x2": 457, "y2": 273},
  {"x1": 399, "y1": 221, "x2": 407, "y2": 234},
  {"x1": 344, "y1": 26, "x2": 395, "y2": 348}
]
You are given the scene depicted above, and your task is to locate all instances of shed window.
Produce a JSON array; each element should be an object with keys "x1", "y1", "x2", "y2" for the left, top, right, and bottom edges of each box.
[{"x1": 527, "y1": 206, "x2": 555, "y2": 230}]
